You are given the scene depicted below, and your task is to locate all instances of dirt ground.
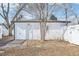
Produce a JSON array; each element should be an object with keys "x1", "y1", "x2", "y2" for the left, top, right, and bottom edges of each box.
[
  {"x1": 2, "y1": 36, "x2": 14, "y2": 40},
  {"x1": 1, "y1": 40, "x2": 79, "y2": 56},
  {"x1": 0, "y1": 36, "x2": 14, "y2": 47}
]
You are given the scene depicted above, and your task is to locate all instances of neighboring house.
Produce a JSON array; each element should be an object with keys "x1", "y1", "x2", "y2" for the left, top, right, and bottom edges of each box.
[{"x1": 50, "y1": 14, "x2": 57, "y2": 20}]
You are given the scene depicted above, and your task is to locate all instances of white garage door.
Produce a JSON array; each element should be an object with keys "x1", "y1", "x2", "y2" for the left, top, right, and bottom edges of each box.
[{"x1": 15, "y1": 23, "x2": 41, "y2": 40}]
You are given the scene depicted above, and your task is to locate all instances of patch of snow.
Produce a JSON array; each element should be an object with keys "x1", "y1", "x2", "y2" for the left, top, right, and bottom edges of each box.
[{"x1": 64, "y1": 25, "x2": 79, "y2": 45}]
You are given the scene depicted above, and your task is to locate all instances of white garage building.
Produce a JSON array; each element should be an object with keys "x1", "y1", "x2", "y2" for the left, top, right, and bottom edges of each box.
[
  {"x1": 14, "y1": 20, "x2": 71, "y2": 40},
  {"x1": 14, "y1": 20, "x2": 79, "y2": 45}
]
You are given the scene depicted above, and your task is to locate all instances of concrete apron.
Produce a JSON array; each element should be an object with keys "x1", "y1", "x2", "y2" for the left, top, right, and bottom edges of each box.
[{"x1": 0, "y1": 40, "x2": 25, "y2": 50}]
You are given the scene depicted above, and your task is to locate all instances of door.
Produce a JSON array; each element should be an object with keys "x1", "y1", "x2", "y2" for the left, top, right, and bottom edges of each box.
[{"x1": 15, "y1": 23, "x2": 27, "y2": 40}]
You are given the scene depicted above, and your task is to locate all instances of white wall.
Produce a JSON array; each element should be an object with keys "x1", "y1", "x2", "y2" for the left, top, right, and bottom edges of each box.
[{"x1": 15, "y1": 23, "x2": 66, "y2": 40}]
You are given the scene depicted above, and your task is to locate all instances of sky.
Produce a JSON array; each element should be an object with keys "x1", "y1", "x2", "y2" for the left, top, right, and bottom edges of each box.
[
  {"x1": 53, "y1": 3, "x2": 79, "y2": 20},
  {"x1": 0, "y1": 3, "x2": 79, "y2": 23},
  {"x1": 72, "y1": 3, "x2": 79, "y2": 15}
]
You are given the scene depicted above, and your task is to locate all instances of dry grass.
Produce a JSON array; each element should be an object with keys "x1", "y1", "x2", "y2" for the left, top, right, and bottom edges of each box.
[{"x1": 1, "y1": 40, "x2": 79, "y2": 56}]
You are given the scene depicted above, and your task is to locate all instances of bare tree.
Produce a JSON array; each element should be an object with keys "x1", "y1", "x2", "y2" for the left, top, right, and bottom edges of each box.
[
  {"x1": 0, "y1": 3, "x2": 26, "y2": 36},
  {"x1": 58, "y1": 4, "x2": 78, "y2": 40},
  {"x1": 22, "y1": 3, "x2": 56, "y2": 40}
]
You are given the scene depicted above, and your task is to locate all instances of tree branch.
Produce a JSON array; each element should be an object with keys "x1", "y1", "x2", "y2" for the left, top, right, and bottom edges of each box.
[
  {"x1": 6, "y1": 3, "x2": 9, "y2": 18},
  {"x1": 10, "y1": 4, "x2": 26, "y2": 28},
  {"x1": 11, "y1": 4, "x2": 26, "y2": 22},
  {"x1": 2, "y1": 23, "x2": 8, "y2": 29},
  {"x1": 1, "y1": 4, "x2": 6, "y2": 18},
  {"x1": 48, "y1": 3, "x2": 56, "y2": 19},
  {"x1": 0, "y1": 12, "x2": 4, "y2": 18},
  {"x1": 1, "y1": 3, "x2": 10, "y2": 27}
]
